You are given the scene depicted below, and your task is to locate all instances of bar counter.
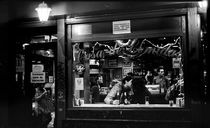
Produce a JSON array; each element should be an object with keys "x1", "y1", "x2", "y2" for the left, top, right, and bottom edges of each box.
[{"x1": 76, "y1": 103, "x2": 180, "y2": 108}]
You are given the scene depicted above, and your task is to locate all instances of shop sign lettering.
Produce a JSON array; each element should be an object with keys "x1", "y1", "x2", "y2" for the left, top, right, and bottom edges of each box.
[
  {"x1": 121, "y1": 38, "x2": 181, "y2": 58},
  {"x1": 77, "y1": 37, "x2": 181, "y2": 60},
  {"x1": 77, "y1": 50, "x2": 105, "y2": 60},
  {"x1": 134, "y1": 44, "x2": 181, "y2": 58}
]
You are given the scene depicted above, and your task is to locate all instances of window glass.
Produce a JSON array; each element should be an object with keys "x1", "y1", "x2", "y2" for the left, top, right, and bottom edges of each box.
[{"x1": 72, "y1": 36, "x2": 184, "y2": 108}]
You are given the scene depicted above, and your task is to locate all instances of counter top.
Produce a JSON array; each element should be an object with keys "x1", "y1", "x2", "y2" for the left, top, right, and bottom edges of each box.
[{"x1": 76, "y1": 103, "x2": 180, "y2": 108}]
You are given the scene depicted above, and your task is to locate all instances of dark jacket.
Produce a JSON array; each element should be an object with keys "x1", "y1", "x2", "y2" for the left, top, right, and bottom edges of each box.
[{"x1": 131, "y1": 77, "x2": 151, "y2": 104}]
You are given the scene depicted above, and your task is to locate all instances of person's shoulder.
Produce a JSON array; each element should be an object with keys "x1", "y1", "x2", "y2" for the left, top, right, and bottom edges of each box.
[
  {"x1": 114, "y1": 81, "x2": 122, "y2": 87},
  {"x1": 153, "y1": 76, "x2": 159, "y2": 79},
  {"x1": 111, "y1": 81, "x2": 122, "y2": 90}
]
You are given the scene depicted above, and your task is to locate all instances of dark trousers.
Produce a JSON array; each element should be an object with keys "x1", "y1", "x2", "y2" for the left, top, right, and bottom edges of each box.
[
  {"x1": 40, "y1": 112, "x2": 52, "y2": 128},
  {"x1": 33, "y1": 112, "x2": 52, "y2": 128}
]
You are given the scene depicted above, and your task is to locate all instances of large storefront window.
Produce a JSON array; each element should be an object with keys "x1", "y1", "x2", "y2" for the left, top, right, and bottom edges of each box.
[{"x1": 72, "y1": 36, "x2": 184, "y2": 108}]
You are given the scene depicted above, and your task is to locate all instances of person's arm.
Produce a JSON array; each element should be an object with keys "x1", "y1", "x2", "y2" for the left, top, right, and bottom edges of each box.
[
  {"x1": 145, "y1": 87, "x2": 151, "y2": 97},
  {"x1": 153, "y1": 77, "x2": 157, "y2": 84},
  {"x1": 104, "y1": 82, "x2": 121, "y2": 104},
  {"x1": 35, "y1": 88, "x2": 47, "y2": 101}
]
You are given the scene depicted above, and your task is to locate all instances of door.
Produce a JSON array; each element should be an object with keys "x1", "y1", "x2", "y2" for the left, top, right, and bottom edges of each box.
[{"x1": 25, "y1": 42, "x2": 56, "y2": 128}]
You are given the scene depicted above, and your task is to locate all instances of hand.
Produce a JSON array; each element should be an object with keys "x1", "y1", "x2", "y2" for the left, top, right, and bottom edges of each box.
[
  {"x1": 43, "y1": 88, "x2": 47, "y2": 92},
  {"x1": 112, "y1": 100, "x2": 120, "y2": 105}
]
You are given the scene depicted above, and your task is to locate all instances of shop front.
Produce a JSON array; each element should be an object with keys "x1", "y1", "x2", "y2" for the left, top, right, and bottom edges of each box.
[
  {"x1": 13, "y1": 2, "x2": 207, "y2": 128},
  {"x1": 55, "y1": 6, "x2": 205, "y2": 128}
]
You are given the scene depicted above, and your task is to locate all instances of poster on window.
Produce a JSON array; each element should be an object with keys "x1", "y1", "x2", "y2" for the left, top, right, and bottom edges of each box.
[
  {"x1": 172, "y1": 58, "x2": 181, "y2": 68},
  {"x1": 75, "y1": 78, "x2": 84, "y2": 90},
  {"x1": 113, "y1": 20, "x2": 131, "y2": 34}
]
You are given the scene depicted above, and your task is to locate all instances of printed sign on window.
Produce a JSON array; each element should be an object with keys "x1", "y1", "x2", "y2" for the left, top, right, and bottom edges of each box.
[
  {"x1": 113, "y1": 20, "x2": 131, "y2": 34},
  {"x1": 32, "y1": 64, "x2": 44, "y2": 72},
  {"x1": 75, "y1": 78, "x2": 84, "y2": 90},
  {"x1": 172, "y1": 58, "x2": 181, "y2": 68},
  {"x1": 31, "y1": 72, "x2": 45, "y2": 83}
]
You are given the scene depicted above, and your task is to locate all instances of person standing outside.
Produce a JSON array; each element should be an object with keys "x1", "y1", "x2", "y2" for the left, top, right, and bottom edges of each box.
[{"x1": 34, "y1": 86, "x2": 54, "y2": 128}]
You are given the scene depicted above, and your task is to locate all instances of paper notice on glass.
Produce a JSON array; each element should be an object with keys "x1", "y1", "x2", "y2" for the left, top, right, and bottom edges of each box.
[
  {"x1": 113, "y1": 20, "x2": 131, "y2": 34},
  {"x1": 75, "y1": 78, "x2": 84, "y2": 90},
  {"x1": 172, "y1": 58, "x2": 181, "y2": 68}
]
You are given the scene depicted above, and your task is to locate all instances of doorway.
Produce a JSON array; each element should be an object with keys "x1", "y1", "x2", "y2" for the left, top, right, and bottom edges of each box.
[{"x1": 24, "y1": 42, "x2": 56, "y2": 128}]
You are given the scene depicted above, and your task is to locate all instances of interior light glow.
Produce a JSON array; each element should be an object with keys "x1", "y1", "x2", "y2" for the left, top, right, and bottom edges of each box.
[{"x1": 35, "y1": 2, "x2": 51, "y2": 22}]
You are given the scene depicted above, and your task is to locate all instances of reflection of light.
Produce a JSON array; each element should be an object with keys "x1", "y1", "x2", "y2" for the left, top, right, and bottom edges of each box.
[
  {"x1": 66, "y1": 17, "x2": 77, "y2": 23},
  {"x1": 75, "y1": 26, "x2": 83, "y2": 35},
  {"x1": 199, "y1": 0, "x2": 208, "y2": 9},
  {"x1": 22, "y1": 43, "x2": 29, "y2": 49},
  {"x1": 73, "y1": 24, "x2": 92, "y2": 35},
  {"x1": 119, "y1": 55, "x2": 126, "y2": 59}
]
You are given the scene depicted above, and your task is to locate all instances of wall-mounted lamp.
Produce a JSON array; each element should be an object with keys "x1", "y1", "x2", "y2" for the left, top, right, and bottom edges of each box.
[
  {"x1": 35, "y1": 2, "x2": 51, "y2": 22},
  {"x1": 199, "y1": 0, "x2": 208, "y2": 8},
  {"x1": 198, "y1": 0, "x2": 208, "y2": 13}
]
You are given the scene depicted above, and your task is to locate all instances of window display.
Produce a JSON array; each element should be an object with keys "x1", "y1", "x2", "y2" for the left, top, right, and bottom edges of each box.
[{"x1": 72, "y1": 36, "x2": 184, "y2": 108}]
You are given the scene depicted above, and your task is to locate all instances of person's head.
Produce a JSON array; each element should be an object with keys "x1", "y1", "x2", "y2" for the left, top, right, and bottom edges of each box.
[
  {"x1": 147, "y1": 70, "x2": 153, "y2": 76},
  {"x1": 127, "y1": 72, "x2": 134, "y2": 78},
  {"x1": 110, "y1": 79, "x2": 121, "y2": 87},
  {"x1": 157, "y1": 66, "x2": 165, "y2": 76},
  {"x1": 122, "y1": 76, "x2": 133, "y2": 90},
  {"x1": 96, "y1": 75, "x2": 103, "y2": 84},
  {"x1": 35, "y1": 86, "x2": 44, "y2": 93}
]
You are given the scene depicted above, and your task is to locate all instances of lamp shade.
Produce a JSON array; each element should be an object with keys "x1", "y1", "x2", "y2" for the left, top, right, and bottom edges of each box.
[
  {"x1": 35, "y1": 2, "x2": 51, "y2": 22},
  {"x1": 199, "y1": 0, "x2": 208, "y2": 8}
]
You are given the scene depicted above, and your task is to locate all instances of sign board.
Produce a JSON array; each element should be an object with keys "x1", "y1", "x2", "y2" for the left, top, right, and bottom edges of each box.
[
  {"x1": 31, "y1": 72, "x2": 45, "y2": 83},
  {"x1": 32, "y1": 64, "x2": 44, "y2": 72},
  {"x1": 113, "y1": 20, "x2": 131, "y2": 34}
]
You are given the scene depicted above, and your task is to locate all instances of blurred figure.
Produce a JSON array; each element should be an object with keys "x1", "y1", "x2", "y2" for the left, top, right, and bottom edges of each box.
[
  {"x1": 90, "y1": 81, "x2": 100, "y2": 103},
  {"x1": 34, "y1": 86, "x2": 54, "y2": 128},
  {"x1": 90, "y1": 75, "x2": 103, "y2": 103},
  {"x1": 165, "y1": 70, "x2": 184, "y2": 101},
  {"x1": 153, "y1": 66, "x2": 169, "y2": 94},
  {"x1": 145, "y1": 70, "x2": 154, "y2": 84},
  {"x1": 131, "y1": 77, "x2": 151, "y2": 104},
  {"x1": 127, "y1": 72, "x2": 134, "y2": 79},
  {"x1": 109, "y1": 78, "x2": 121, "y2": 90},
  {"x1": 104, "y1": 76, "x2": 133, "y2": 105}
]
